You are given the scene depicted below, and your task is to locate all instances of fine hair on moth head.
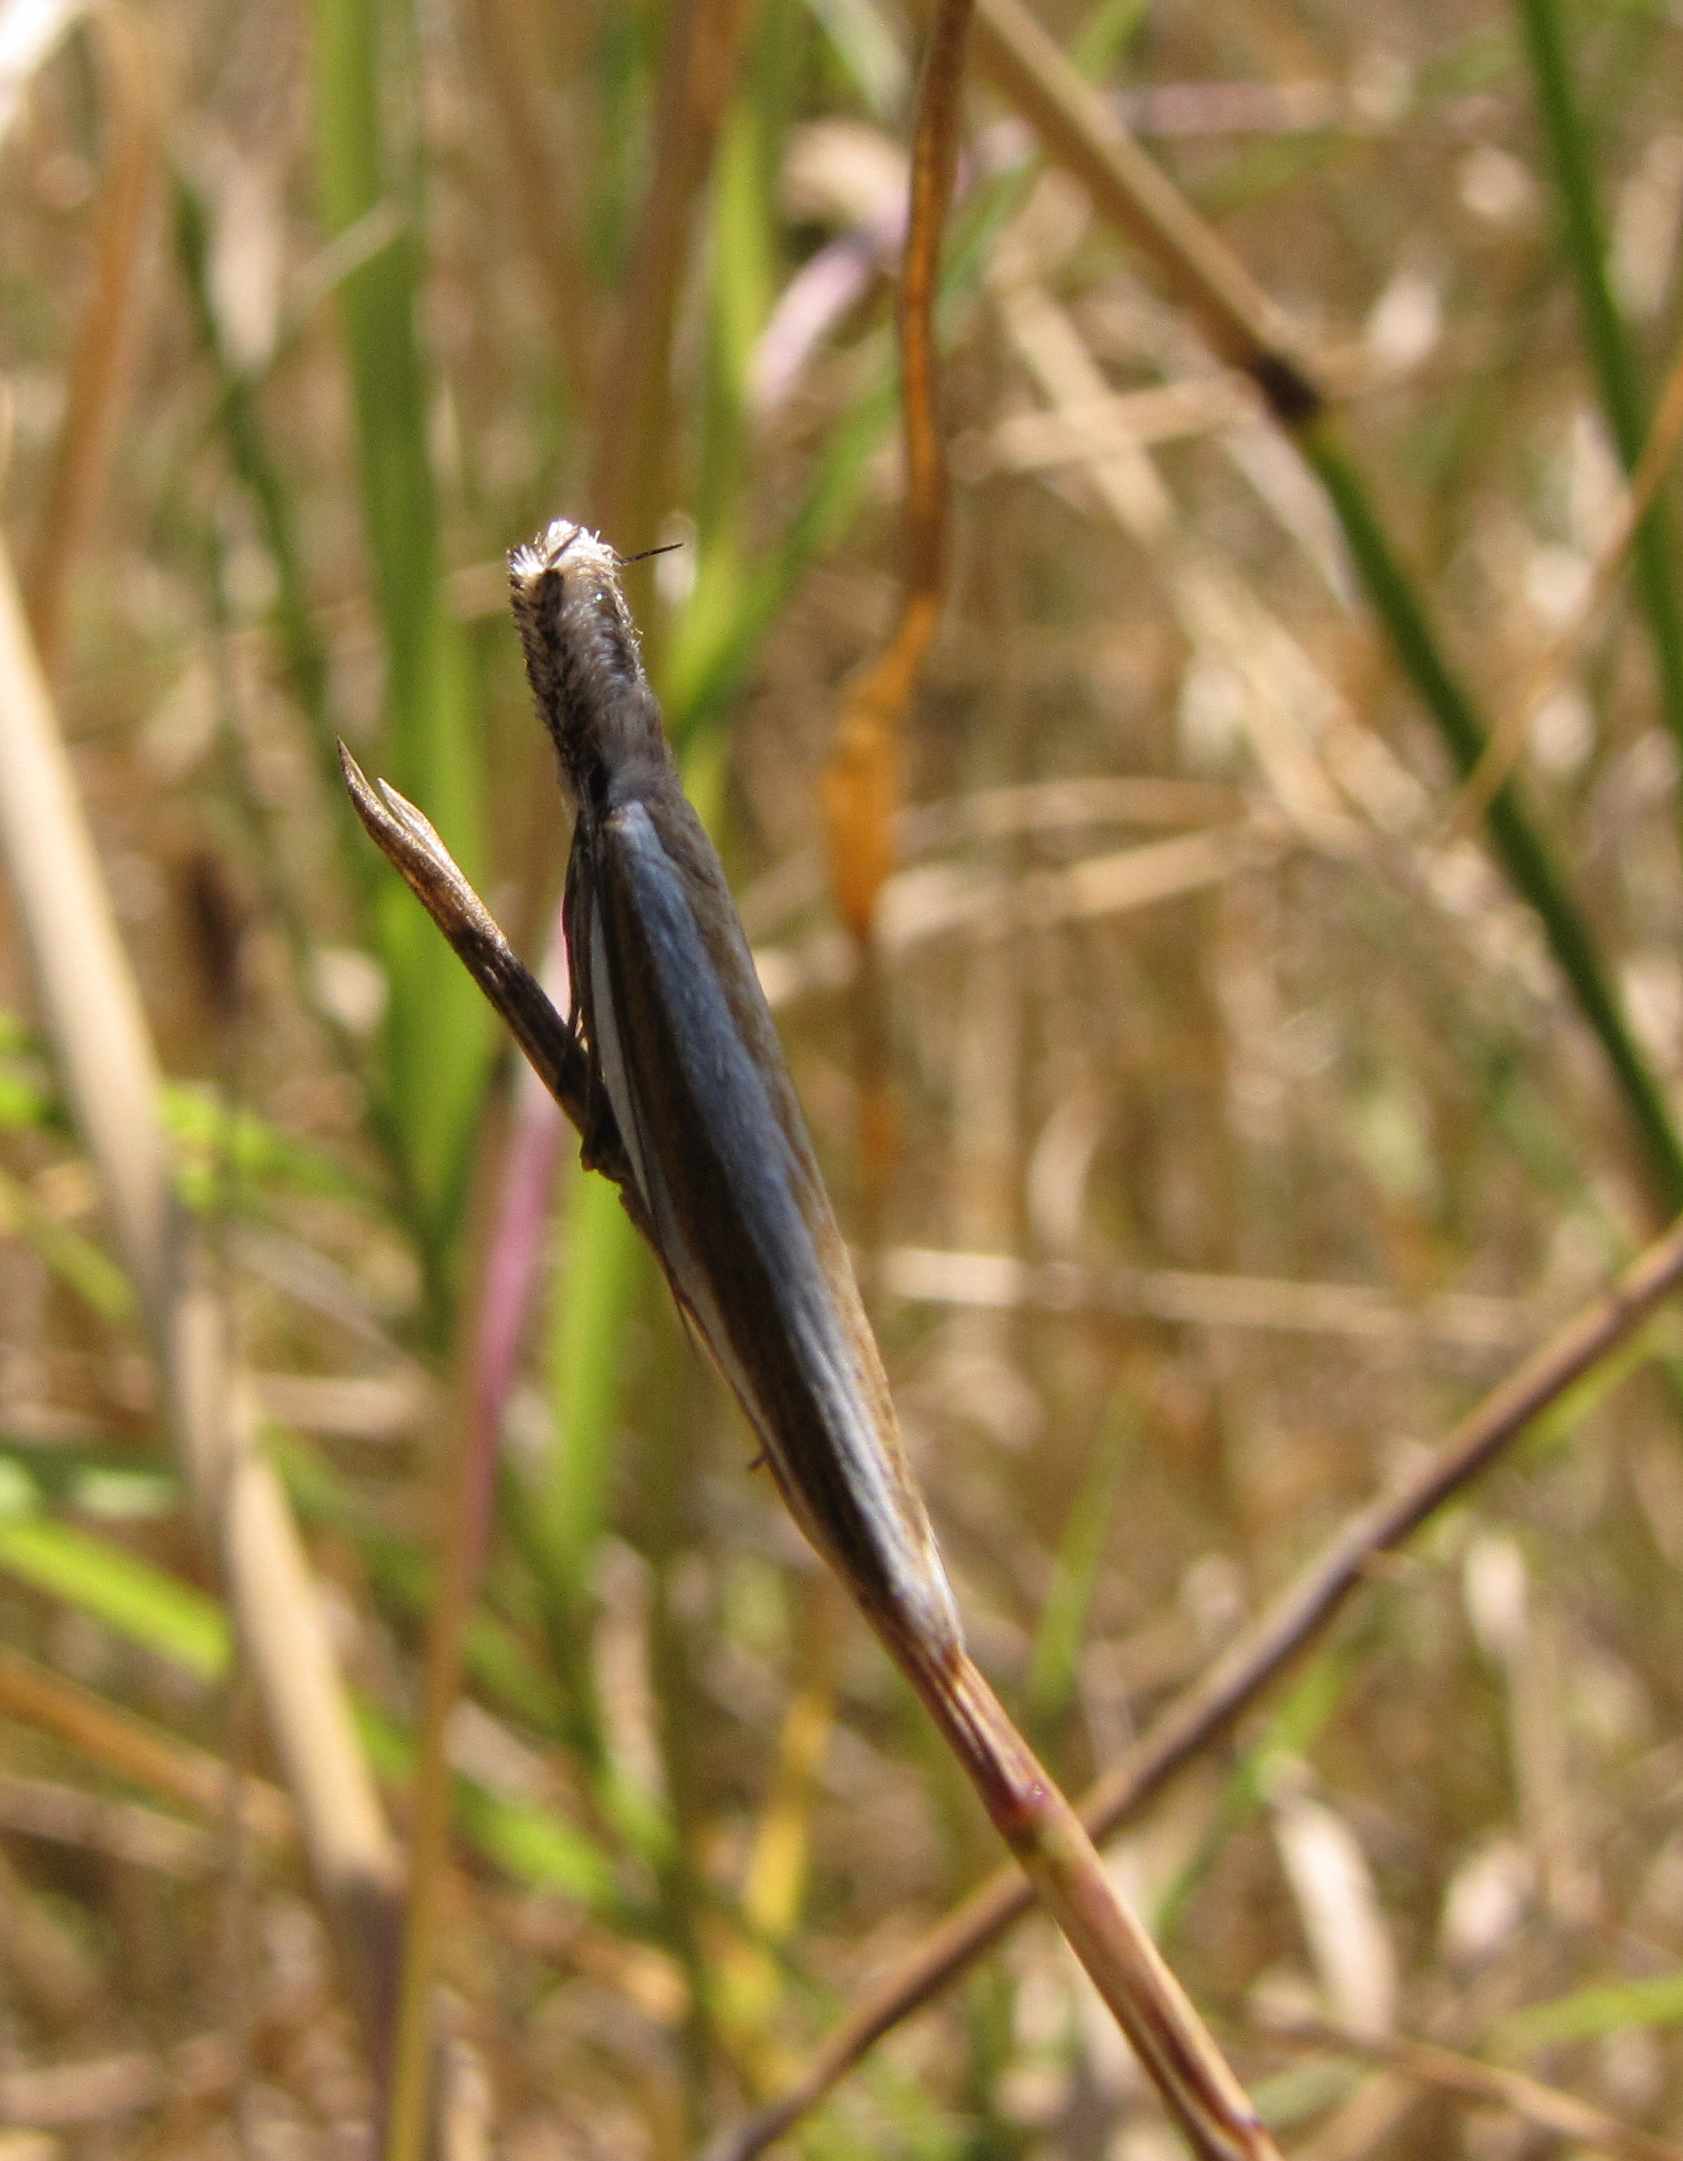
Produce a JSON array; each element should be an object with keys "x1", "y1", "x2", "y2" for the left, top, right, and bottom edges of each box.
[
  {"x1": 507, "y1": 517, "x2": 605, "y2": 587},
  {"x1": 507, "y1": 520, "x2": 683, "y2": 593}
]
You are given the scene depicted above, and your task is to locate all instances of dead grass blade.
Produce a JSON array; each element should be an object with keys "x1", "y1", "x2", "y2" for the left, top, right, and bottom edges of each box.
[
  {"x1": 962, "y1": 0, "x2": 1315, "y2": 407},
  {"x1": 0, "y1": 1644, "x2": 292, "y2": 1848}
]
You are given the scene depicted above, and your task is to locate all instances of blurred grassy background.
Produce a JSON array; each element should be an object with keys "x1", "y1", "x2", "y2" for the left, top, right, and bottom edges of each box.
[{"x1": 5, "y1": 0, "x2": 1683, "y2": 2153}]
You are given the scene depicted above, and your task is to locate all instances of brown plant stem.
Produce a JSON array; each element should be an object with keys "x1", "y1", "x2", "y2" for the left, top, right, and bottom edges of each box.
[
  {"x1": 711, "y1": 1212, "x2": 1683, "y2": 2159},
  {"x1": 25, "y1": 6, "x2": 159, "y2": 677},
  {"x1": 824, "y1": 0, "x2": 974, "y2": 923},
  {"x1": 825, "y1": 0, "x2": 975, "y2": 1230},
  {"x1": 900, "y1": 1642, "x2": 1278, "y2": 2161},
  {"x1": 0, "y1": 1647, "x2": 292, "y2": 1849}
]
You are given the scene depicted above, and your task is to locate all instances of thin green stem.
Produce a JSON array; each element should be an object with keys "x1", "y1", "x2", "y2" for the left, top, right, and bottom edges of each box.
[
  {"x1": 1515, "y1": 0, "x2": 1683, "y2": 762},
  {"x1": 310, "y1": 0, "x2": 491, "y2": 1270},
  {"x1": 1302, "y1": 417, "x2": 1683, "y2": 1217}
]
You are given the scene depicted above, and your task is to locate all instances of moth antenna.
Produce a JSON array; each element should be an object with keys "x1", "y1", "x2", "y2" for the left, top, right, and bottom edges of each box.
[{"x1": 615, "y1": 540, "x2": 685, "y2": 569}]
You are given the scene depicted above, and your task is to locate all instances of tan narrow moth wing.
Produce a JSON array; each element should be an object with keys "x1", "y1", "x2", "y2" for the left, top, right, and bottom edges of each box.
[{"x1": 583, "y1": 782, "x2": 962, "y2": 1661}]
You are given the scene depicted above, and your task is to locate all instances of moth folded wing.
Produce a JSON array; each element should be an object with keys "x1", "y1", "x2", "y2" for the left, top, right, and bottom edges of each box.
[{"x1": 590, "y1": 793, "x2": 962, "y2": 1663}]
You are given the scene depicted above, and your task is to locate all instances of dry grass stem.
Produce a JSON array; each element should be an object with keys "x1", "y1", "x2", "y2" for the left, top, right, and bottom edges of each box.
[
  {"x1": 22, "y1": 5, "x2": 158, "y2": 677},
  {"x1": 586, "y1": 0, "x2": 754, "y2": 551},
  {"x1": 0, "y1": 1645, "x2": 293, "y2": 1847},
  {"x1": 963, "y1": 0, "x2": 1315, "y2": 405},
  {"x1": 883, "y1": 1244, "x2": 1539, "y2": 1348},
  {"x1": 824, "y1": 0, "x2": 974, "y2": 935},
  {"x1": 715, "y1": 1211, "x2": 1683, "y2": 2156},
  {"x1": 0, "y1": 539, "x2": 402, "y2": 2037}
]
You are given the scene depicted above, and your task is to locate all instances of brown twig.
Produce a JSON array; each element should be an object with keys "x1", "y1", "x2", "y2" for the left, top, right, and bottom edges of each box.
[
  {"x1": 337, "y1": 746, "x2": 599, "y2": 1148},
  {"x1": 824, "y1": 0, "x2": 976, "y2": 1242},
  {"x1": 0, "y1": 1647, "x2": 292, "y2": 1849},
  {"x1": 900, "y1": 1644, "x2": 1277, "y2": 2160},
  {"x1": 24, "y1": 4, "x2": 159, "y2": 676},
  {"x1": 824, "y1": 0, "x2": 974, "y2": 942},
  {"x1": 468, "y1": 0, "x2": 597, "y2": 412},
  {"x1": 710, "y1": 1211, "x2": 1683, "y2": 2159}
]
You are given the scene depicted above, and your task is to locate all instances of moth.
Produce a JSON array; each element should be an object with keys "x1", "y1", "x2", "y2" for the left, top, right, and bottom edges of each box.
[
  {"x1": 342, "y1": 521, "x2": 1277, "y2": 2160},
  {"x1": 507, "y1": 520, "x2": 961, "y2": 1669}
]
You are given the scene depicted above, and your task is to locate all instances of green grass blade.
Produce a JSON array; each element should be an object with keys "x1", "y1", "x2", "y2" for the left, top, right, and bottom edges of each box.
[
  {"x1": 0, "y1": 1442, "x2": 176, "y2": 1521},
  {"x1": 1514, "y1": 0, "x2": 1683, "y2": 758},
  {"x1": 1496, "y1": 1967, "x2": 1683, "y2": 2054},
  {"x1": 0, "y1": 1162, "x2": 133, "y2": 1319},
  {"x1": 536, "y1": 1173, "x2": 649, "y2": 1610},
  {"x1": 1025, "y1": 1399, "x2": 1132, "y2": 1741},
  {"x1": 172, "y1": 173, "x2": 366, "y2": 900},
  {"x1": 1302, "y1": 417, "x2": 1683, "y2": 1213},
  {"x1": 309, "y1": 0, "x2": 492, "y2": 1264},
  {"x1": 0, "y1": 1516, "x2": 229, "y2": 1679},
  {"x1": 0, "y1": 1503, "x2": 624, "y2": 1909}
]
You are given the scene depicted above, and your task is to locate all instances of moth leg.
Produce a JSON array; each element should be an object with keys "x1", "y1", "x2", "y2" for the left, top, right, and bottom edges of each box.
[
  {"x1": 578, "y1": 1063, "x2": 630, "y2": 1179},
  {"x1": 562, "y1": 830, "x2": 628, "y2": 1180}
]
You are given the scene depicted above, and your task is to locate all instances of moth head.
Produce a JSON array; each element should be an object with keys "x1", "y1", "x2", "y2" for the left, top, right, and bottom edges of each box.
[
  {"x1": 508, "y1": 515, "x2": 666, "y2": 806},
  {"x1": 507, "y1": 518, "x2": 620, "y2": 589}
]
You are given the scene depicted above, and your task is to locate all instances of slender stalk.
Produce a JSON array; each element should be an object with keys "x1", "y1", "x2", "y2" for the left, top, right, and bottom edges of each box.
[
  {"x1": 826, "y1": 0, "x2": 974, "y2": 1231},
  {"x1": 310, "y1": 0, "x2": 490, "y2": 1256},
  {"x1": 1452, "y1": 333, "x2": 1683, "y2": 830},
  {"x1": 586, "y1": 0, "x2": 755, "y2": 566},
  {"x1": 381, "y1": 1269, "x2": 503, "y2": 2161},
  {"x1": 903, "y1": 1645, "x2": 1277, "y2": 2161},
  {"x1": 824, "y1": 0, "x2": 972, "y2": 933},
  {"x1": 172, "y1": 175, "x2": 367, "y2": 909},
  {"x1": 708, "y1": 1211, "x2": 1683, "y2": 2158},
  {"x1": 1301, "y1": 420, "x2": 1683, "y2": 1214},
  {"x1": 1264, "y1": 2010, "x2": 1683, "y2": 2161},
  {"x1": 24, "y1": 6, "x2": 157, "y2": 679},
  {"x1": 963, "y1": 0, "x2": 1310, "y2": 397},
  {"x1": 1514, "y1": 0, "x2": 1683, "y2": 764}
]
